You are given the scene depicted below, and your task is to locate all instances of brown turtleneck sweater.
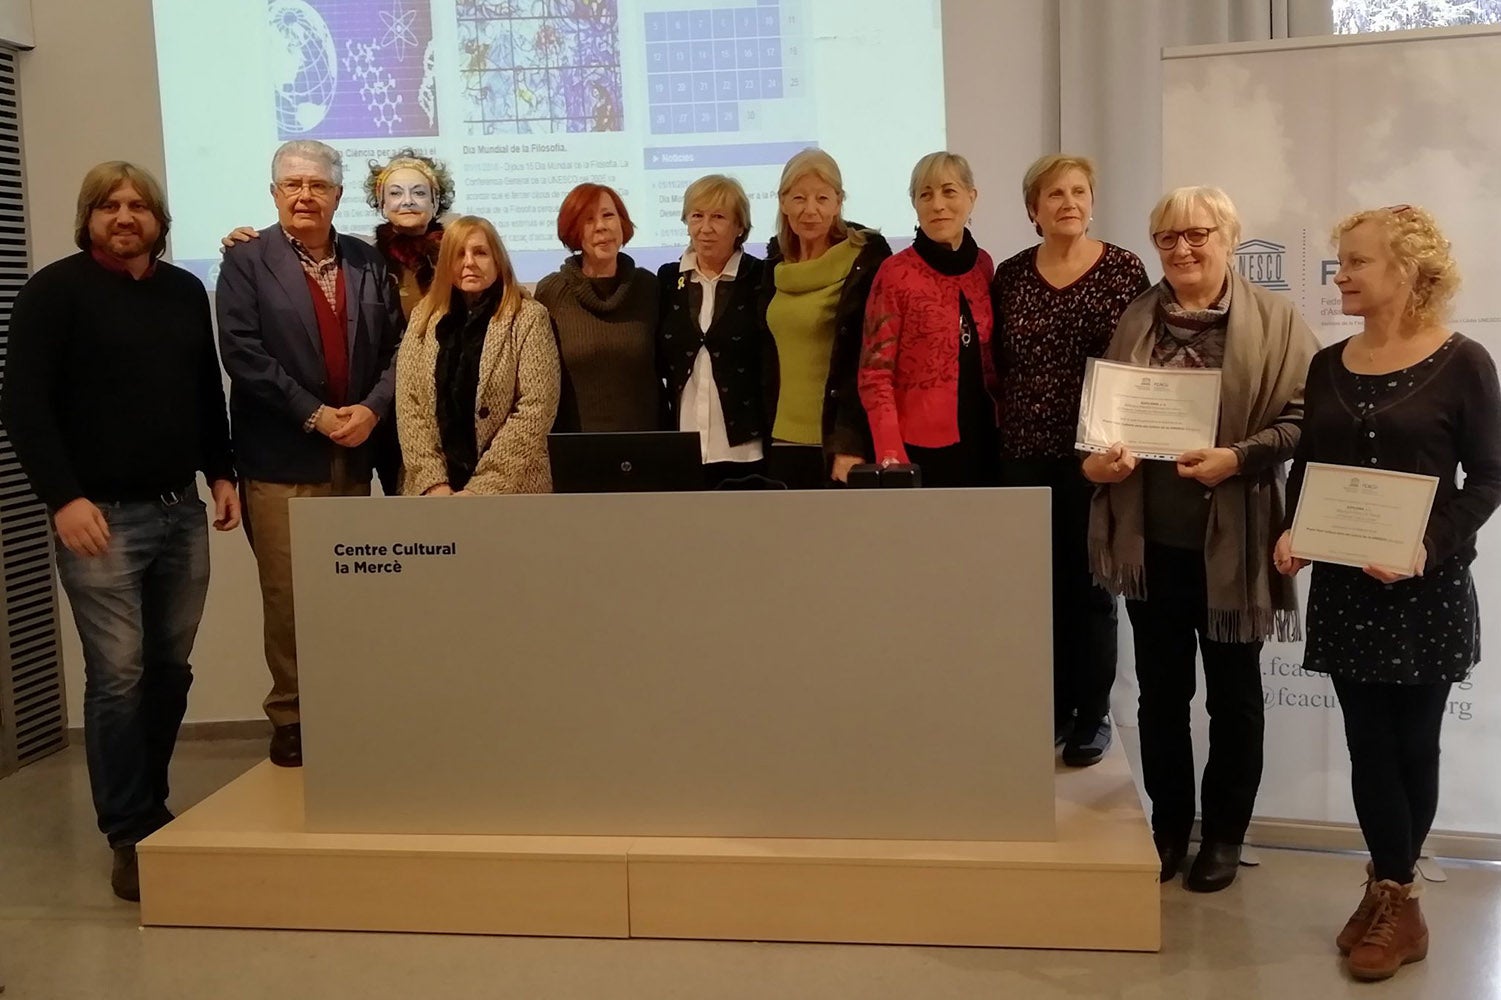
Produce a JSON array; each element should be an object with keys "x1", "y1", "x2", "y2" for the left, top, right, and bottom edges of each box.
[{"x1": 534, "y1": 252, "x2": 663, "y2": 432}]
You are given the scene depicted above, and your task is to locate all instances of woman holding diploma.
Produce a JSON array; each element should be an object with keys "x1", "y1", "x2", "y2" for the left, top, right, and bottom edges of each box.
[
  {"x1": 1083, "y1": 186, "x2": 1317, "y2": 893},
  {"x1": 1274, "y1": 206, "x2": 1501, "y2": 982}
]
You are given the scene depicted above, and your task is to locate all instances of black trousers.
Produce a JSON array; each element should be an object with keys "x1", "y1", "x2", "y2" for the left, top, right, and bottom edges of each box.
[
  {"x1": 371, "y1": 417, "x2": 404, "y2": 497},
  {"x1": 1126, "y1": 543, "x2": 1264, "y2": 846},
  {"x1": 1332, "y1": 677, "x2": 1451, "y2": 883},
  {"x1": 906, "y1": 440, "x2": 997, "y2": 488},
  {"x1": 998, "y1": 458, "x2": 1118, "y2": 730}
]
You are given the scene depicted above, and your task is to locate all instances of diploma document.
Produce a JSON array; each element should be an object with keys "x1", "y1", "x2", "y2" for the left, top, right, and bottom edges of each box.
[
  {"x1": 1288, "y1": 463, "x2": 1439, "y2": 574},
  {"x1": 1076, "y1": 359, "x2": 1223, "y2": 461}
]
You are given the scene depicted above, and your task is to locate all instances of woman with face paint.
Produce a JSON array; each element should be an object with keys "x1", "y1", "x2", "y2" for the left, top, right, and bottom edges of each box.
[{"x1": 365, "y1": 151, "x2": 456, "y2": 319}]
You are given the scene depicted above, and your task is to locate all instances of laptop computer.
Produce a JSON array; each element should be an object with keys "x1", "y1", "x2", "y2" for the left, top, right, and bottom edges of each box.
[{"x1": 548, "y1": 431, "x2": 704, "y2": 493}]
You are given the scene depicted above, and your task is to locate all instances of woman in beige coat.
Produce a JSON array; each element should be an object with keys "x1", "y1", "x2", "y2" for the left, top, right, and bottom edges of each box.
[{"x1": 396, "y1": 216, "x2": 560, "y2": 495}]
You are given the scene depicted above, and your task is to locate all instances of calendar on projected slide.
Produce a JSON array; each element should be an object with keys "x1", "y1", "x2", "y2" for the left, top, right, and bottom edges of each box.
[{"x1": 642, "y1": 0, "x2": 809, "y2": 136}]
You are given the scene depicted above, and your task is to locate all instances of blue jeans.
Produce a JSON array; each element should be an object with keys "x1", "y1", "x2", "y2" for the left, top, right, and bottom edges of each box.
[{"x1": 55, "y1": 494, "x2": 210, "y2": 847}]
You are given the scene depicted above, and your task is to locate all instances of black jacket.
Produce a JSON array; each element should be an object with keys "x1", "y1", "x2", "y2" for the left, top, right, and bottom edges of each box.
[
  {"x1": 759, "y1": 225, "x2": 891, "y2": 458},
  {"x1": 656, "y1": 253, "x2": 766, "y2": 447}
]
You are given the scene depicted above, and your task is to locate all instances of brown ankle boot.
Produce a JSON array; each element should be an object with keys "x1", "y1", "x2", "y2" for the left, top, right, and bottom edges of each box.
[
  {"x1": 1347, "y1": 880, "x2": 1429, "y2": 982},
  {"x1": 1336, "y1": 861, "x2": 1377, "y2": 955}
]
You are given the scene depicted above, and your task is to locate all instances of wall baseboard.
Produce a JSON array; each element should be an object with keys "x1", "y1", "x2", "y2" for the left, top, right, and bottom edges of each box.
[
  {"x1": 1238, "y1": 818, "x2": 1501, "y2": 864},
  {"x1": 66, "y1": 719, "x2": 271, "y2": 745}
]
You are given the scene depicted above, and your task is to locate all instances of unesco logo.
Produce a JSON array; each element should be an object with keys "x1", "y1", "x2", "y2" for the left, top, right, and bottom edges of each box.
[{"x1": 1234, "y1": 239, "x2": 1291, "y2": 292}]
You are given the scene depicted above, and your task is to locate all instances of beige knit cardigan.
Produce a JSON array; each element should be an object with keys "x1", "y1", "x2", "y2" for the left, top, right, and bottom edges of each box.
[{"x1": 395, "y1": 295, "x2": 560, "y2": 495}]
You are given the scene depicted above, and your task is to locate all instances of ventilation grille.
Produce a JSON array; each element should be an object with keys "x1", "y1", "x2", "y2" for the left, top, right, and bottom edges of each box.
[{"x1": 0, "y1": 45, "x2": 65, "y2": 777}]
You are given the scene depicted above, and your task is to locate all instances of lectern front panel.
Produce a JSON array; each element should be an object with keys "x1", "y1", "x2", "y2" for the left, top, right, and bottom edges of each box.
[{"x1": 293, "y1": 489, "x2": 1055, "y2": 841}]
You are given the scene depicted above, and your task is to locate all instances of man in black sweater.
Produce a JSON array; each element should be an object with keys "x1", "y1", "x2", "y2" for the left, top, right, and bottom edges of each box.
[{"x1": 1, "y1": 161, "x2": 238, "y2": 903}]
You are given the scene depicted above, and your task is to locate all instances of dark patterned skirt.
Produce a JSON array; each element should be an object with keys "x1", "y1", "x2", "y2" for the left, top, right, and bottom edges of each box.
[{"x1": 1304, "y1": 556, "x2": 1479, "y2": 684}]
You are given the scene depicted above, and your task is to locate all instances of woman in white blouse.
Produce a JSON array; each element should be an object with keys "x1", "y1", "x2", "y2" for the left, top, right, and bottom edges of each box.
[{"x1": 655, "y1": 174, "x2": 768, "y2": 488}]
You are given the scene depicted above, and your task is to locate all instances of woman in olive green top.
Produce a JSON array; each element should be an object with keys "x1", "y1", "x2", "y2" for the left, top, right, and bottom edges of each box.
[{"x1": 761, "y1": 148, "x2": 891, "y2": 483}]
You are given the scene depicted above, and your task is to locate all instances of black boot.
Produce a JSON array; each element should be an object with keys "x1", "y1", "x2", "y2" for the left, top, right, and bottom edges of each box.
[
  {"x1": 1155, "y1": 832, "x2": 1189, "y2": 884},
  {"x1": 269, "y1": 723, "x2": 303, "y2": 767},
  {"x1": 1185, "y1": 841, "x2": 1243, "y2": 892},
  {"x1": 111, "y1": 845, "x2": 140, "y2": 902}
]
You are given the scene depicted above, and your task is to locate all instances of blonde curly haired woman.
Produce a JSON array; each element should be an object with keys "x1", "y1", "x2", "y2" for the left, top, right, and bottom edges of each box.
[{"x1": 1275, "y1": 205, "x2": 1501, "y2": 982}]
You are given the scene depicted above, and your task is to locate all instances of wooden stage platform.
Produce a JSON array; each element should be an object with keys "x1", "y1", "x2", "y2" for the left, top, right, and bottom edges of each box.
[{"x1": 138, "y1": 743, "x2": 1159, "y2": 951}]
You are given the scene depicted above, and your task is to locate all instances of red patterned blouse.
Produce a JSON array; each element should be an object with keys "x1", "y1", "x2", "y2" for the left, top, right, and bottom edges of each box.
[{"x1": 858, "y1": 245, "x2": 996, "y2": 462}]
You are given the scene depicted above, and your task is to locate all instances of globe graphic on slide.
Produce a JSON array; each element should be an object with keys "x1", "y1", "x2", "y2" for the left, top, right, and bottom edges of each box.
[{"x1": 269, "y1": 0, "x2": 337, "y2": 134}]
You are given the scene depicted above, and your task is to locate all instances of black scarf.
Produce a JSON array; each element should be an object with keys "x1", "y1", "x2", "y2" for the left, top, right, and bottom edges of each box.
[
  {"x1": 434, "y1": 283, "x2": 502, "y2": 490},
  {"x1": 913, "y1": 227, "x2": 979, "y2": 276}
]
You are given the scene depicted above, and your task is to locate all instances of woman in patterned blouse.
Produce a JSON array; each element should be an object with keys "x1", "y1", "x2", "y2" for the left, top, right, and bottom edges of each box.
[
  {"x1": 990, "y1": 155, "x2": 1149, "y2": 767},
  {"x1": 1276, "y1": 206, "x2": 1501, "y2": 981}
]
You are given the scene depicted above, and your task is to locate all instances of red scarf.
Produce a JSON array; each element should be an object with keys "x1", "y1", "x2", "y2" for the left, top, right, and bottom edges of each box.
[{"x1": 375, "y1": 221, "x2": 444, "y2": 294}]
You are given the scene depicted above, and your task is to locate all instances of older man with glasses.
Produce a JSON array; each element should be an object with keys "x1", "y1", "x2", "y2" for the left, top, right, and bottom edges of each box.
[{"x1": 216, "y1": 139, "x2": 403, "y2": 767}]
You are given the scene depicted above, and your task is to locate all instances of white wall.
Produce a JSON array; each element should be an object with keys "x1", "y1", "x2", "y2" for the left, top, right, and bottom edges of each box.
[
  {"x1": 946, "y1": 0, "x2": 1062, "y2": 259},
  {"x1": 17, "y1": 0, "x2": 1064, "y2": 724},
  {"x1": 0, "y1": 0, "x2": 33, "y2": 49}
]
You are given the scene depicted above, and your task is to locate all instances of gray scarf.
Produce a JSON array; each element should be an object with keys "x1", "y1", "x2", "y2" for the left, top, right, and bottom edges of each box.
[{"x1": 1088, "y1": 272, "x2": 1316, "y2": 643}]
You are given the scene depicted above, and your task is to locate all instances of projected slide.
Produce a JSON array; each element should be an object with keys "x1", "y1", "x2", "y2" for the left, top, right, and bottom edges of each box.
[
  {"x1": 456, "y1": 0, "x2": 624, "y2": 135},
  {"x1": 152, "y1": 0, "x2": 945, "y2": 283}
]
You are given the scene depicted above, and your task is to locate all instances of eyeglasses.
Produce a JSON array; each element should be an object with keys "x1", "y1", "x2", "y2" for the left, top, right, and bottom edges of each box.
[
  {"x1": 276, "y1": 178, "x2": 336, "y2": 198},
  {"x1": 1152, "y1": 227, "x2": 1218, "y2": 251}
]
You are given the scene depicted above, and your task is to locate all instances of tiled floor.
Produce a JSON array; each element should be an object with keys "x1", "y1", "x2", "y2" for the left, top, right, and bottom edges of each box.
[{"x1": 2, "y1": 739, "x2": 1498, "y2": 999}]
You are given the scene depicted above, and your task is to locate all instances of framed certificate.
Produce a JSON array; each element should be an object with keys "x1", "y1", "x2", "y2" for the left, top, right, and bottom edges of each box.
[
  {"x1": 1288, "y1": 463, "x2": 1439, "y2": 574},
  {"x1": 1075, "y1": 359, "x2": 1222, "y2": 461}
]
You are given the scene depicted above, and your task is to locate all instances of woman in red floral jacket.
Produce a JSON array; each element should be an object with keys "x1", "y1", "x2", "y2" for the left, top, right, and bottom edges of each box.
[{"x1": 858, "y1": 152, "x2": 997, "y2": 487}]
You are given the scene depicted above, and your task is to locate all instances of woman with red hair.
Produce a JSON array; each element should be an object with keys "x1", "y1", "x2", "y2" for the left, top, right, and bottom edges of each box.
[{"x1": 535, "y1": 183, "x2": 663, "y2": 432}]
